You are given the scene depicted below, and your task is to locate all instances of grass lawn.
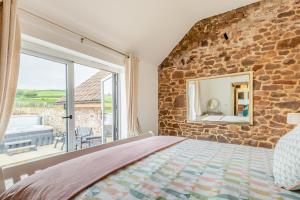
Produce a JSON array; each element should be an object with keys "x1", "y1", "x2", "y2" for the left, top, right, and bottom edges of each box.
[
  {"x1": 15, "y1": 89, "x2": 113, "y2": 109},
  {"x1": 15, "y1": 89, "x2": 65, "y2": 107},
  {"x1": 103, "y1": 95, "x2": 112, "y2": 113}
]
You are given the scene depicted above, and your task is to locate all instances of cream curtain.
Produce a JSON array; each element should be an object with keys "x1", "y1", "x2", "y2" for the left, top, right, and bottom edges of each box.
[
  {"x1": 125, "y1": 55, "x2": 141, "y2": 136},
  {"x1": 0, "y1": 0, "x2": 21, "y2": 141},
  {"x1": 194, "y1": 80, "x2": 202, "y2": 119}
]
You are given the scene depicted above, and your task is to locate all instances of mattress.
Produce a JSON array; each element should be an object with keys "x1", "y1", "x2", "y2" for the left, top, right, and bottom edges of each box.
[
  {"x1": 201, "y1": 115, "x2": 249, "y2": 123},
  {"x1": 75, "y1": 139, "x2": 300, "y2": 200}
]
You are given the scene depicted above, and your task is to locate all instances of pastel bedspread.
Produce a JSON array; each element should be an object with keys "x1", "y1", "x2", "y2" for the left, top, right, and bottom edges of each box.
[{"x1": 75, "y1": 139, "x2": 300, "y2": 200}]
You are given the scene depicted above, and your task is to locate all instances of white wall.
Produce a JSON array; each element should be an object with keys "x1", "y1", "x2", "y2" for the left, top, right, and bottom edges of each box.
[
  {"x1": 20, "y1": 12, "x2": 125, "y2": 68},
  {"x1": 138, "y1": 61, "x2": 158, "y2": 134},
  {"x1": 200, "y1": 78, "x2": 233, "y2": 115},
  {"x1": 19, "y1": 12, "x2": 158, "y2": 136}
]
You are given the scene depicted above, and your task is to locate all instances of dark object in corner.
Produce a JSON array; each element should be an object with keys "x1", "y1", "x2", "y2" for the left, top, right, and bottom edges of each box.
[
  {"x1": 224, "y1": 33, "x2": 229, "y2": 40},
  {"x1": 201, "y1": 40, "x2": 208, "y2": 47}
]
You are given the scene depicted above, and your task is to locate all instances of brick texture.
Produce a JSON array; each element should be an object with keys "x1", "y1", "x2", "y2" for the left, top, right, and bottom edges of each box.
[{"x1": 158, "y1": 0, "x2": 300, "y2": 148}]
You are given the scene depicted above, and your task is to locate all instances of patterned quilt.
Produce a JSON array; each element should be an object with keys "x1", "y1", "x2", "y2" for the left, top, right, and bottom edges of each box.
[{"x1": 74, "y1": 139, "x2": 300, "y2": 200}]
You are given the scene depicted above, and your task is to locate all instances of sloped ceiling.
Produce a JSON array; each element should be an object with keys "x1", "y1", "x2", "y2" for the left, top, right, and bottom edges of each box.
[{"x1": 19, "y1": 0, "x2": 259, "y2": 65}]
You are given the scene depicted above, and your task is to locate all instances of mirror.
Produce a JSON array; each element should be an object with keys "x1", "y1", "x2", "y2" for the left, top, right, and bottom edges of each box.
[{"x1": 187, "y1": 72, "x2": 253, "y2": 124}]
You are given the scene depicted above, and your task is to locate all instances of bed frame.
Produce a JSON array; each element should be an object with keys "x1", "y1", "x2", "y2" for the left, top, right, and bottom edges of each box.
[{"x1": 0, "y1": 134, "x2": 152, "y2": 193}]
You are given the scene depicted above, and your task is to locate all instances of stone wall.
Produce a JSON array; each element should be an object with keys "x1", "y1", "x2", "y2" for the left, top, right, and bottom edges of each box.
[
  {"x1": 13, "y1": 105, "x2": 102, "y2": 135},
  {"x1": 158, "y1": 0, "x2": 300, "y2": 148}
]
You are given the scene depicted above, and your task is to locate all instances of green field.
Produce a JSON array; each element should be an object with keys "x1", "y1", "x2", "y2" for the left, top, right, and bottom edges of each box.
[
  {"x1": 15, "y1": 89, "x2": 112, "y2": 110},
  {"x1": 15, "y1": 89, "x2": 65, "y2": 107},
  {"x1": 103, "y1": 95, "x2": 112, "y2": 113}
]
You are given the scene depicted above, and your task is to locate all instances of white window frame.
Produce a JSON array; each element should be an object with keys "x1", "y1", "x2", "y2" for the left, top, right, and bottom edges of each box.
[
  {"x1": 21, "y1": 42, "x2": 122, "y2": 152},
  {"x1": 21, "y1": 49, "x2": 76, "y2": 152}
]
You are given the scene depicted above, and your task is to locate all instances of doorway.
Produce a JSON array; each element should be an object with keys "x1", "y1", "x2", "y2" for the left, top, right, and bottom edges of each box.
[{"x1": 0, "y1": 51, "x2": 120, "y2": 167}]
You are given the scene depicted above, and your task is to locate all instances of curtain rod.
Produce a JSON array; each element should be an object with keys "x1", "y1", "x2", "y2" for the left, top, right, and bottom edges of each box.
[{"x1": 19, "y1": 7, "x2": 130, "y2": 58}]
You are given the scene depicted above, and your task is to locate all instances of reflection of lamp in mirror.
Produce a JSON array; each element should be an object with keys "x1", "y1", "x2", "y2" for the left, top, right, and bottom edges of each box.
[{"x1": 207, "y1": 99, "x2": 221, "y2": 115}]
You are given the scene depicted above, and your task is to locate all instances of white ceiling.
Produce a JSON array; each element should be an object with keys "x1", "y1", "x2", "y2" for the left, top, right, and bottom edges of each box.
[{"x1": 19, "y1": 0, "x2": 258, "y2": 65}]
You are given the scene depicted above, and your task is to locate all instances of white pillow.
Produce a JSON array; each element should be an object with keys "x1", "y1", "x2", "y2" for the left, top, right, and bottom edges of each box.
[{"x1": 273, "y1": 126, "x2": 300, "y2": 190}]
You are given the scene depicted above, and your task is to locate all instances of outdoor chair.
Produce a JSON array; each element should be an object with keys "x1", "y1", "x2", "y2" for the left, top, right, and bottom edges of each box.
[
  {"x1": 53, "y1": 132, "x2": 66, "y2": 150},
  {"x1": 75, "y1": 127, "x2": 102, "y2": 150}
]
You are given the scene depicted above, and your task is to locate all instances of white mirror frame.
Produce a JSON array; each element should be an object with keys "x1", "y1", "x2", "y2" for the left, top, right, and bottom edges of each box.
[{"x1": 186, "y1": 71, "x2": 254, "y2": 125}]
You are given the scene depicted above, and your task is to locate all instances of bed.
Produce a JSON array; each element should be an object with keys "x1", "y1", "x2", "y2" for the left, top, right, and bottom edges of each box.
[
  {"x1": 200, "y1": 115, "x2": 249, "y2": 123},
  {"x1": 1, "y1": 135, "x2": 299, "y2": 200}
]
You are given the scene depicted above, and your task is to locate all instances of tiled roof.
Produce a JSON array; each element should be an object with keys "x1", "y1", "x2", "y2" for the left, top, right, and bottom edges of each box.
[
  {"x1": 57, "y1": 71, "x2": 111, "y2": 104},
  {"x1": 74, "y1": 71, "x2": 111, "y2": 103}
]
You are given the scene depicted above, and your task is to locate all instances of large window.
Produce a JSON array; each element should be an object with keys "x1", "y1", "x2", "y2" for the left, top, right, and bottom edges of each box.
[
  {"x1": 0, "y1": 52, "x2": 120, "y2": 167},
  {"x1": 73, "y1": 64, "x2": 117, "y2": 150}
]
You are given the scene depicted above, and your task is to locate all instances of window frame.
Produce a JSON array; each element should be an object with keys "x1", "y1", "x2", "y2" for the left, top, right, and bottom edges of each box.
[{"x1": 19, "y1": 45, "x2": 120, "y2": 153}]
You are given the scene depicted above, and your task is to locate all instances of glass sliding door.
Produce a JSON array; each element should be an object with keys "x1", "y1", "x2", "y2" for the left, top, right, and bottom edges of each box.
[
  {"x1": 0, "y1": 53, "x2": 70, "y2": 167},
  {"x1": 0, "y1": 51, "x2": 121, "y2": 166},
  {"x1": 73, "y1": 64, "x2": 118, "y2": 149},
  {"x1": 101, "y1": 74, "x2": 119, "y2": 144}
]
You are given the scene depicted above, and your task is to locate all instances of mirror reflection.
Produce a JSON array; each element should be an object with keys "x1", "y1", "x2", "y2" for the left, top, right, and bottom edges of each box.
[{"x1": 187, "y1": 72, "x2": 253, "y2": 124}]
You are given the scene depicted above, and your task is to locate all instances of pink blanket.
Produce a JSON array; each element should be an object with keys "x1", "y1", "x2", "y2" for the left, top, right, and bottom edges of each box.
[{"x1": 0, "y1": 136, "x2": 185, "y2": 200}]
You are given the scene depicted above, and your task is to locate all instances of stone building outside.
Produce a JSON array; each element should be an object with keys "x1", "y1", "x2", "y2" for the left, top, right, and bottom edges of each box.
[{"x1": 12, "y1": 71, "x2": 111, "y2": 138}]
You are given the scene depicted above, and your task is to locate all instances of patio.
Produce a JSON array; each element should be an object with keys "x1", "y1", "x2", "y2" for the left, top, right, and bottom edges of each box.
[
  {"x1": 0, "y1": 144, "x2": 65, "y2": 167},
  {"x1": 0, "y1": 135, "x2": 115, "y2": 168}
]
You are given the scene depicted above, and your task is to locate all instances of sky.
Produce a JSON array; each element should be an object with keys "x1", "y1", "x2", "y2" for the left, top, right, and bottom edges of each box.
[{"x1": 18, "y1": 53, "x2": 110, "y2": 90}]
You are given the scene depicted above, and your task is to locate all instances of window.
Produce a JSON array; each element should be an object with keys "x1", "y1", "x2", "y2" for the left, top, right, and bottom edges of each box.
[
  {"x1": 0, "y1": 51, "x2": 120, "y2": 167},
  {"x1": 73, "y1": 64, "x2": 118, "y2": 150}
]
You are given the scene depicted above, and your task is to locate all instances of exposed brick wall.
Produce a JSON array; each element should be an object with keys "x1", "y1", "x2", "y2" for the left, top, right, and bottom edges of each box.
[{"x1": 158, "y1": 0, "x2": 300, "y2": 148}]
